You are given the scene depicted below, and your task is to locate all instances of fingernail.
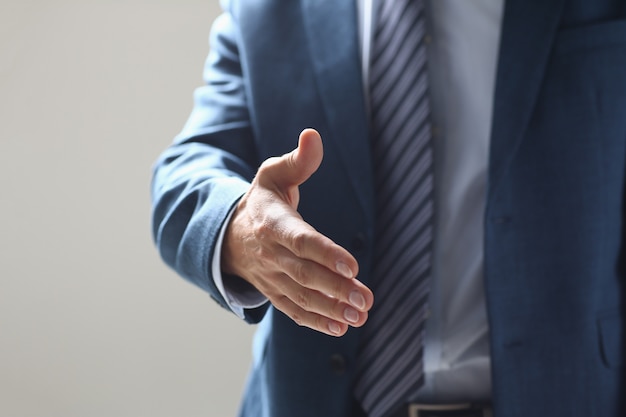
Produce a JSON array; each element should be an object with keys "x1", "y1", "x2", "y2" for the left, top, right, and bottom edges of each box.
[
  {"x1": 328, "y1": 321, "x2": 341, "y2": 335},
  {"x1": 349, "y1": 290, "x2": 366, "y2": 310},
  {"x1": 336, "y1": 262, "x2": 353, "y2": 278},
  {"x1": 343, "y1": 307, "x2": 359, "y2": 324}
]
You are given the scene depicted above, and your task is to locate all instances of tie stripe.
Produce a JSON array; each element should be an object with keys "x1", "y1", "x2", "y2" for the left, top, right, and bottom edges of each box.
[{"x1": 354, "y1": 0, "x2": 433, "y2": 416}]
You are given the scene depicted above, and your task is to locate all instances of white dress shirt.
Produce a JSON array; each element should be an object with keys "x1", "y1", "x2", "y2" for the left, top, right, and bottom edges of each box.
[{"x1": 213, "y1": 0, "x2": 504, "y2": 403}]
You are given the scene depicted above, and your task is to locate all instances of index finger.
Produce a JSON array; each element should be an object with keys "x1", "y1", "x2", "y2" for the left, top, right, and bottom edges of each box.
[{"x1": 275, "y1": 215, "x2": 360, "y2": 280}]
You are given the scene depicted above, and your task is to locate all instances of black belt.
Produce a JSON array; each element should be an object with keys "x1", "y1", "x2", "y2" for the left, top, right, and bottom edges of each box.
[{"x1": 388, "y1": 403, "x2": 492, "y2": 417}]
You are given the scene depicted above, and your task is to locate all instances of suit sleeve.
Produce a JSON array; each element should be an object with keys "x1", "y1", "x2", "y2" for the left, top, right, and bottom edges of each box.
[{"x1": 150, "y1": 6, "x2": 268, "y2": 324}]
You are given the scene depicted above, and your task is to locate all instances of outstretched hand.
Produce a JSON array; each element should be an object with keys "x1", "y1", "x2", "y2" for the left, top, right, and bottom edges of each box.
[{"x1": 222, "y1": 129, "x2": 374, "y2": 336}]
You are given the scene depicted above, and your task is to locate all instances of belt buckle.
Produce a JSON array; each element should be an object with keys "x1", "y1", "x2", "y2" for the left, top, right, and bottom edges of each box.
[{"x1": 408, "y1": 403, "x2": 475, "y2": 417}]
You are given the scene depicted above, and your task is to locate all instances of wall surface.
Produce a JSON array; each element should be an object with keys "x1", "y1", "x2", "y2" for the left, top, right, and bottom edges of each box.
[{"x1": 0, "y1": 1, "x2": 256, "y2": 416}]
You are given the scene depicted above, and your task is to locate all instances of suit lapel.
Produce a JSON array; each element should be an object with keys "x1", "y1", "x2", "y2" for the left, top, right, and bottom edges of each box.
[
  {"x1": 301, "y1": 0, "x2": 567, "y2": 234},
  {"x1": 301, "y1": 0, "x2": 374, "y2": 223},
  {"x1": 488, "y1": 0, "x2": 567, "y2": 194}
]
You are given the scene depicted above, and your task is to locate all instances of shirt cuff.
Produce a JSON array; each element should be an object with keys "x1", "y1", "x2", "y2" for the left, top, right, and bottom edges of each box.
[{"x1": 212, "y1": 205, "x2": 268, "y2": 319}]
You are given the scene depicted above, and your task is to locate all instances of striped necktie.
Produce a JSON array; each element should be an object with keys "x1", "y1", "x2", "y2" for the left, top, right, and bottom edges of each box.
[{"x1": 354, "y1": 0, "x2": 434, "y2": 416}]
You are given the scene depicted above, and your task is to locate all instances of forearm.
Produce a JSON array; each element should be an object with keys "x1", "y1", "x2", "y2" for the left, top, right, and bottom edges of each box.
[
  {"x1": 151, "y1": 138, "x2": 250, "y2": 298},
  {"x1": 150, "y1": 5, "x2": 274, "y2": 322}
]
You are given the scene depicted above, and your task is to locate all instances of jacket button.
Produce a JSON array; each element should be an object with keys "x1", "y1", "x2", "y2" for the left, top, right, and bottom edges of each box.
[
  {"x1": 351, "y1": 233, "x2": 366, "y2": 253},
  {"x1": 329, "y1": 353, "x2": 347, "y2": 375}
]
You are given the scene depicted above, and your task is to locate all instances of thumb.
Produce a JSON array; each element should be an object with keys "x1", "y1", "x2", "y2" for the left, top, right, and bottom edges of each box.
[{"x1": 273, "y1": 128, "x2": 324, "y2": 188}]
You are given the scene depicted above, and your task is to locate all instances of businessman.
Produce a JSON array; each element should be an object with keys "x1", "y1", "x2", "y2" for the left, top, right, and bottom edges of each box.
[{"x1": 152, "y1": 0, "x2": 626, "y2": 416}]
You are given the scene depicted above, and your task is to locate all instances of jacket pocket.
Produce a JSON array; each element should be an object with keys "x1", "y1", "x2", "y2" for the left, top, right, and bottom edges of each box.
[
  {"x1": 554, "y1": 19, "x2": 626, "y2": 55},
  {"x1": 597, "y1": 310, "x2": 625, "y2": 369}
]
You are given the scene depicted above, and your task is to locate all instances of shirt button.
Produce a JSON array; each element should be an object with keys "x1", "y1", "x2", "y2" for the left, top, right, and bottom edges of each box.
[
  {"x1": 431, "y1": 125, "x2": 441, "y2": 138},
  {"x1": 423, "y1": 34, "x2": 432, "y2": 45},
  {"x1": 329, "y1": 354, "x2": 347, "y2": 375}
]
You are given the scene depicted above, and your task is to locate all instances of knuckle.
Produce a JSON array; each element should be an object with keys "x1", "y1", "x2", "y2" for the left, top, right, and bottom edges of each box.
[
  {"x1": 295, "y1": 291, "x2": 310, "y2": 310},
  {"x1": 289, "y1": 230, "x2": 308, "y2": 256},
  {"x1": 291, "y1": 312, "x2": 305, "y2": 327},
  {"x1": 272, "y1": 294, "x2": 290, "y2": 311},
  {"x1": 314, "y1": 315, "x2": 326, "y2": 331},
  {"x1": 292, "y1": 261, "x2": 311, "y2": 287},
  {"x1": 329, "y1": 278, "x2": 344, "y2": 299},
  {"x1": 254, "y1": 218, "x2": 277, "y2": 242}
]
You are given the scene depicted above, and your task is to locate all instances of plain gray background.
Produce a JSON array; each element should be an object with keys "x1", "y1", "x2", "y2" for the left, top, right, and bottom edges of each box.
[{"x1": 0, "y1": 1, "x2": 257, "y2": 416}]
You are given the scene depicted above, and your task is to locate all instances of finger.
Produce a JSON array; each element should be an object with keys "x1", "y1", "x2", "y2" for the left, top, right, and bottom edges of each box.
[
  {"x1": 261, "y1": 128, "x2": 324, "y2": 189},
  {"x1": 275, "y1": 245, "x2": 373, "y2": 312},
  {"x1": 253, "y1": 268, "x2": 369, "y2": 333},
  {"x1": 271, "y1": 293, "x2": 350, "y2": 337},
  {"x1": 289, "y1": 128, "x2": 324, "y2": 186},
  {"x1": 271, "y1": 271, "x2": 369, "y2": 327},
  {"x1": 274, "y1": 216, "x2": 362, "y2": 283}
]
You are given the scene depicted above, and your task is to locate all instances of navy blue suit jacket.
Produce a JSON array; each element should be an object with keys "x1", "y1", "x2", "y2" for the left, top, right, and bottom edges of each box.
[{"x1": 151, "y1": 0, "x2": 626, "y2": 416}]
